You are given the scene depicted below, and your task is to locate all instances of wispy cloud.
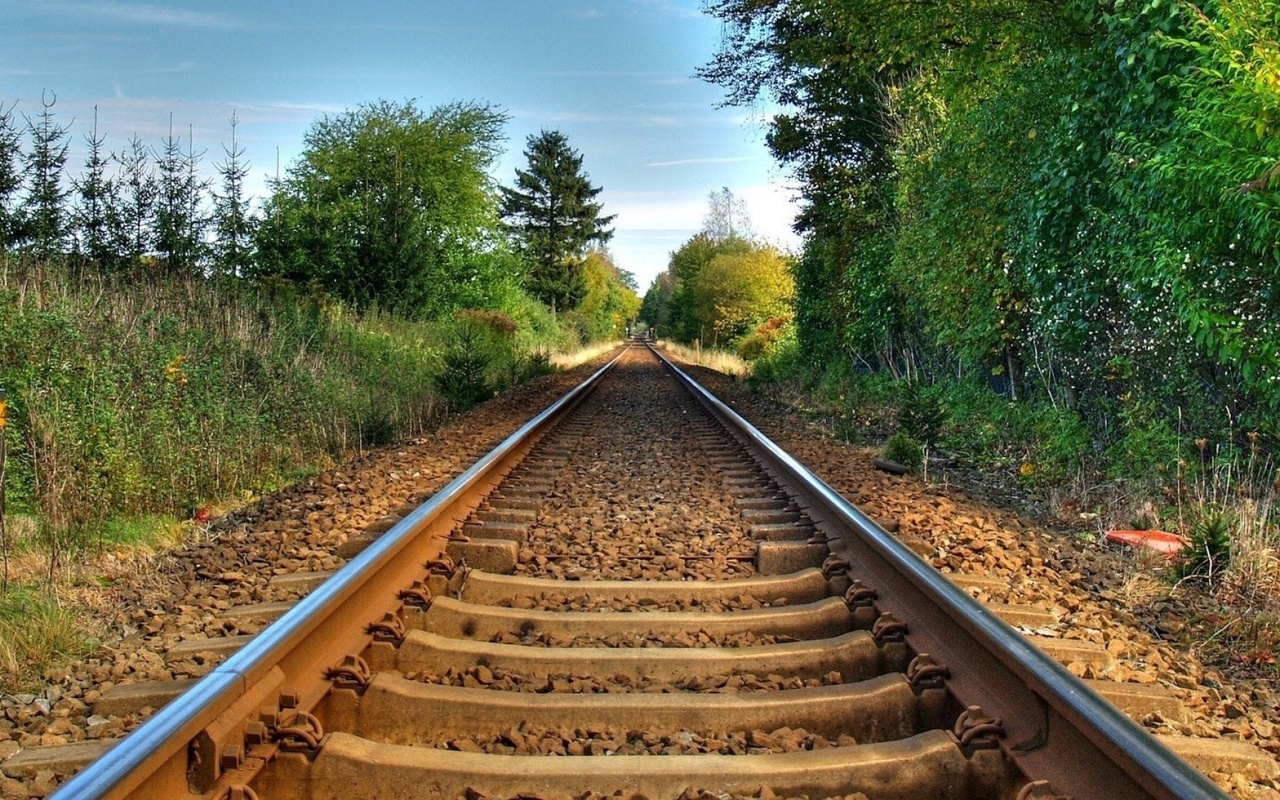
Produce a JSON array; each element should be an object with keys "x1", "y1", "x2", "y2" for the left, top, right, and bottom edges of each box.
[
  {"x1": 42, "y1": 2, "x2": 253, "y2": 31},
  {"x1": 628, "y1": 0, "x2": 704, "y2": 20},
  {"x1": 646, "y1": 156, "x2": 755, "y2": 168}
]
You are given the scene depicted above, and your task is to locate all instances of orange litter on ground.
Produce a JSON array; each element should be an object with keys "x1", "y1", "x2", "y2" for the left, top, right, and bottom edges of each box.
[{"x1": 1104, "y1": 529, "x2": 1189, "y2": 556}]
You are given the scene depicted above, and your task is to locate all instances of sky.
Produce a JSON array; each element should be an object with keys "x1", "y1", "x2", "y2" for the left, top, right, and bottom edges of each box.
[{"x1": 2, "y1": 0, "x2": 801, "y2": 290}]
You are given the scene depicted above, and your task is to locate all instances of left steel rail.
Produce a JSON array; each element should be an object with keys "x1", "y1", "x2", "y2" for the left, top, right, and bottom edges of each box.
[{"x1": 51, "y1": 346, "x2": 628, "y2": 800}]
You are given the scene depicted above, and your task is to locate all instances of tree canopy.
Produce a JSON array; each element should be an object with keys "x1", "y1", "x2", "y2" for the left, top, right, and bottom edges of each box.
[
  {"x1": 255, "y1": 99, "x2": 509, "y2": 317},
  {"x1": 501, "y1": 130, "x2": 615, "y2": 311},
  {"x1": 702, "y1": 0, "x2": 1280, "y2": 430},
  {"x1": 641, "y1": 191, "x2": 792, "y2": 347}
]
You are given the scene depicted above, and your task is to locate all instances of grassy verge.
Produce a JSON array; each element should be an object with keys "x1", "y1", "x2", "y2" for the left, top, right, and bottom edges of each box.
[
  {"x1": 655, "y1": 340, "x2": 749, "y2": 377},
  {"x1": 0, "y1": 261, "x2": 597, "y2": 688}
]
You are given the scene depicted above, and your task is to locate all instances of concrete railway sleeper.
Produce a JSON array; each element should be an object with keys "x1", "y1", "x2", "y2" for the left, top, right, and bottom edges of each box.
[{"x1": 46, "y1": 343, "x2": 1229, "y2": 800}]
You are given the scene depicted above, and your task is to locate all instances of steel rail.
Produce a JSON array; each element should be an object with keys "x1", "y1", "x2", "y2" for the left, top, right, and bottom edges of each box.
[
  {"x1": 51, "y1": 346, "x2": 630, "y2": 800},
  {"x1": 651, "y1": 344, "x2": 1226, "y2": 800}
]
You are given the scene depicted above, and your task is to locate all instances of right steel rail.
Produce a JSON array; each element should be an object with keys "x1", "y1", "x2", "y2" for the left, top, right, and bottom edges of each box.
[{"x1": 652, "y1": 345, "x2": 1226, "y2": 800}]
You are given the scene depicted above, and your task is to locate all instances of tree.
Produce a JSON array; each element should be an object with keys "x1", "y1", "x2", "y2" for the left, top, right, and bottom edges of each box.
[
  {"x1": 0, "y1": 102, "x2": 22, "y2": 252},
  {"x1": 640, "y1": 270, "x2": 677, "y2": 335},
  {"x1": 703, "y1": 187, "x2": 753, "y2": 242},
  {"x1": 21, "y1": 91, "x2": 71, "y2": 259},
  {"x1": 689, "y1": 245, "x2": 794, "y2": 343},
  {"x1": 212, "y1": 112, "x2": 255, "y2": 276},
  {"x1": 72, "y1": 106, "x2": 122, "y2": 268},
  {"x1": 153, "y1": 118, "x2": 208, "y2": 275},
  {"x1": 571, "y1": 249, "x2": 641, "y2": 341},
  {"x1": 255, "y1": 99, "x2": 508, "y2": 317},
  {"x1": 115, "y1": 134, "x2": 157, "y2": 266},
  {"x1": 501, "y1": 130, "x2": 615, "y2": 310}
]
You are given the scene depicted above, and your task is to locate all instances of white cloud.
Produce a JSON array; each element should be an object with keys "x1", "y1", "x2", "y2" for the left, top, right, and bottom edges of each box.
[
  {"x1": 44, "y1": 2, "x2": 253, "y2": 31},
  {"x1": 646, "y1": 156, "x2": 755, "y2": 168}
]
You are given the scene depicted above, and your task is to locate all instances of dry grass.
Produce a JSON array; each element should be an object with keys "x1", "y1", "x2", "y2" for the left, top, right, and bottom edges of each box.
[
  {"x1": 0, "y1": 584, "x2": 95, "y2": 691},
  {"x1": 550, "y1": 341, "x2": 622, "y2": 370},
  {"x1": 655, "y1": 340, "x2": 749, "y2": 377},
  {"x1": 0, "y1": 513, "x2": 200, "y2": 691}
]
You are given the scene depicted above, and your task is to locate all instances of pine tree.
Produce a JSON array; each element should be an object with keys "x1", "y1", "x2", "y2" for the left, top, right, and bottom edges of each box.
[
  {"x1": 154, "y1": 117, "x2": 207, "y2": 275},
  {"x1": 500, "y1": 130, "x2": 615, "y2": 310},
  {"x1": 0, "y1": 102, "x2": 22, "y2": 252},
  {"x1": 21, "y1": 91, "x2": 71, "y2": 259},
  {"x1": 116, "y1": 134, "x2": 157, "y2": 265},
  {"x1": 72, "y1": 106, "x2": 122, "y2": 268},
  {"x1": 212, "y1": 112, "x2": 255, "y2": 276}
]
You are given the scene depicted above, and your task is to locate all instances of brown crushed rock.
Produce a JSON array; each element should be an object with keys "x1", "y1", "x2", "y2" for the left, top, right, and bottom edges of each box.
[
  {"x1": 1, "y1": 350, "x2": 622, "y2": 795},
  {"x1": 512, "y1": 349, "x2": 758, "y2": 582},
  {"x1": 491, "y1": 630, "x2": 798, "y2": 649},
  {"x1": 410, "y1": 665, "x2": 844, "y2": 694},
  {"x1": 440, "y1": 721, "x2": 850, "y2": 756},
  {"x1": 4, "y1": 344, "x2": 1277, "y2": 799}
]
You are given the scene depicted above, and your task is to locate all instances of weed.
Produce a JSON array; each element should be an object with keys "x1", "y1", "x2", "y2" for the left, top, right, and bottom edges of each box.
[
  {"x1": 1176, "y1": 508, "x2": 1234, "y2": 584},
  {"x1": 0, "y1": 586, "x2": 94, "y2": 690},
  {"x1": 434, "y1": 323, "x2": 495, "y2": 411}
]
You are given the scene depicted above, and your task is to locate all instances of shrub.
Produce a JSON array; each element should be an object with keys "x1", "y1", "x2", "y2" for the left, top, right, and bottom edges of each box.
[
  {"x1": 883, "y1": 430, "x2": 924, "y2": 474},
  {"x1": 896, "y1": 381, "x2": 946, "y2": 449},
  {"x1": 1177, "y1": 508, "x2": 1234, "y2": 585}
]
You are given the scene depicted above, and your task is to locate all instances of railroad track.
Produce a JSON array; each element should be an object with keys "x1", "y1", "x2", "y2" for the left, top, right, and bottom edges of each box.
[{"x1": 44, "y1": 342, "x2": 1234, "y2": 799}]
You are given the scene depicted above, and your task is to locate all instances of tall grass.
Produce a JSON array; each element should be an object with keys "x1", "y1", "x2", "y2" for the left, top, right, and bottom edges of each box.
[
  {"x1": 0, "y1": 258, "x2": 560, "y2": 560},
  {"x1": 655, "y1": 340, "x2": 749, "y2": 377}
]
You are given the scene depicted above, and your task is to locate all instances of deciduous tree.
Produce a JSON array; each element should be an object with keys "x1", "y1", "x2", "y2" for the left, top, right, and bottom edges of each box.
[{"x1": 255, "y1": 99, "x2": 508, "y2": 317}]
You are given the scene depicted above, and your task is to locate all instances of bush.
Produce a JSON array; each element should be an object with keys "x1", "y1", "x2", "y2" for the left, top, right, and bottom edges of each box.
[
  {"x1": 1177, "y1": 508, "x2": 1234, "y2": 585},
  {"x1": 896, "y1": 382, "x2": 946, "y2": 449},
  {"x1": 883, "y1": 430, "x2": 924, "y2": 474}
]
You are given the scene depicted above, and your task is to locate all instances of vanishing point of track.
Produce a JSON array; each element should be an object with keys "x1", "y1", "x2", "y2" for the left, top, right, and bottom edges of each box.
[{"x1": 50, "y1": 343, "x2": 1227, "y2": 800}]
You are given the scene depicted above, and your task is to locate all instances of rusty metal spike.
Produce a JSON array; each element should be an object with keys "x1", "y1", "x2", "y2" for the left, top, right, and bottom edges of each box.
[
  {"x1": 906, "y1": 653, "x2": 950, "y2": 689},
  {"x1": 871, "y1": 612, "x2": 908, "y2": 643},
  {"x1": 842, "y1": 579, "x2": 878, "y2": 608}
]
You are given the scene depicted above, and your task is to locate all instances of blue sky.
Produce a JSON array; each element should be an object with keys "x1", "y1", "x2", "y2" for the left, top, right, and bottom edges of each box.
[{"x1": 2, "y1": 0, "x2": 799, "y2": 289}]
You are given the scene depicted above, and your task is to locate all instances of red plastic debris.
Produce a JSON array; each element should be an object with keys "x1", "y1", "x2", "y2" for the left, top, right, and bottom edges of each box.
[{"x1": 1104, "y1": 529, "x2": 1188, "y2": 556}]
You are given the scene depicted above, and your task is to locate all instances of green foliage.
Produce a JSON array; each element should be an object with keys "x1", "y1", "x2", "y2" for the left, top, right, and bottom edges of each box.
[
  {"x1": 737, "y1": 316, "x2": 791, "y2": 361},
  {"x1": 745, "y1": 321, "x2": 801, "y2": 386},
  {"x1": 20, "y1": 93, "x2": 72, "y2": 258},
  {"x1": 0, "y1": 586, "x2": 93, "y2": 690},
  {"x1": 568, "y1": 249, "x2": 641, "y2": 342},
  {"x1": 0, "y1": 102, "x2": 21, "y2": 251},
  {"x1": 255, "y1": 99, "x2": 508, "y2": 318},
  {"x1": 501, "y1": 130, "x2": 615, "y2": 310},
  {"x1": 896, "y1": 382, "x2": 945, "y2": 449},
  {"x1": 644, "y1": 233, "x2": 787, "y2": 347},
  {"x1": 1103, "y1": 401, "x2": 1181, "y2": 480},
  {"x1": 1177, "y1": 508, "x2": 1234, "y2": 584},
  {"x1": 434, "y1": 325, "x2": 493, "y2": 412},
  {"x1": 701, "y1": 0, "x2": 1280, "y2": 474},
  {"x1": 883, "y1": 430, "x2": 924, "y2": 474}
]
